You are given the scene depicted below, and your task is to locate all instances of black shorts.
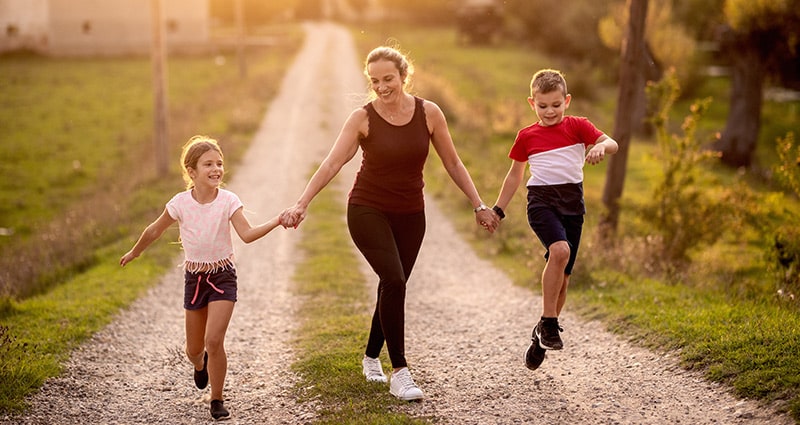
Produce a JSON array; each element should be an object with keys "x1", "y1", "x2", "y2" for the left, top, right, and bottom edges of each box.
[
  {"x1": 527, "y1": 206, "x2": 584, "y2": 275},
  {"x1": 183, "y1": 267, "x2": 238, "y2": 310}
]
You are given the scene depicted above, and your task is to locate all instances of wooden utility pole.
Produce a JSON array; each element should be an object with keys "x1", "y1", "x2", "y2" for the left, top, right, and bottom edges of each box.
[
  {"x1": 151, "y1": 0, "x2": 169, "y2": 176},
  {"x1": 235, "y1": 0, "x2": 247, "y2": 79},
  {"x1": 599, "y1": 0, "x2": 648, "y2": 240}
]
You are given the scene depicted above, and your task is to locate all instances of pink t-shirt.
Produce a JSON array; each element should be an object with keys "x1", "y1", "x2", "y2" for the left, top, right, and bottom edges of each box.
[{"x1": 166, "y1": 188, "x2": 243, "y2": 273}]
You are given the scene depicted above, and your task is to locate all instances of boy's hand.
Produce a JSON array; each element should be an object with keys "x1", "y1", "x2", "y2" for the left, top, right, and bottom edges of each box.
[{"x1": 585, "y1": 144, "x2": 608, "y2": 165}]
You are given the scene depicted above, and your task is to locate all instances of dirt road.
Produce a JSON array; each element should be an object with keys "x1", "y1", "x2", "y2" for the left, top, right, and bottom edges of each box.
[{"x1": 3, "y1": 22, "x2": 792, "y2": 425}]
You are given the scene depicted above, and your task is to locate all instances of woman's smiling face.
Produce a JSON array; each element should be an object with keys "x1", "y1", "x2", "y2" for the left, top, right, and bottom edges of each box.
[{"x1": 368, "y1": 59, "x2": 404, "y2": 102}]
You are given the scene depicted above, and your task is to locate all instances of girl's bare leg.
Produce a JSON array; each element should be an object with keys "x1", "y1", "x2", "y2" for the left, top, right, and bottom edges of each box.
[
  {"x1": 205, "y1": 300, "x2": 235, "y2": 401},
  {"x1": 185, "y1": 307, "x2": 208, "y2": 370}
]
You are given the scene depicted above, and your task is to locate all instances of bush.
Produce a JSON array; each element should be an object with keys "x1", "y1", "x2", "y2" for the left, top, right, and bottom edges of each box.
[
  {"x1": 771, "y1": 133, "x2": 800, "y2": 300},
  {"x1": 639, "y1": 70, "x2": 733, "y2": 274}
]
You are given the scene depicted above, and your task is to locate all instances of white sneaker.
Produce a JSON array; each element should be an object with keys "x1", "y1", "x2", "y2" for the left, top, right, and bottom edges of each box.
[
  {"x1": 389, "y1": 367, "x2": 423, "y2": 401},
  {"x1": 362, "y1": 356, "x2": 387, "y2": 383}
]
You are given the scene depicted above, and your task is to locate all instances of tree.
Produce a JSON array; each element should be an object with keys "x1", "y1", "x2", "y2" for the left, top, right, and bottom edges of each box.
[
  {"x1": 712, "y1": 0, "x2": 800, "y2": 168},
  {"x1": 599, "y1": 0, "x2": 648, "y2": 239}
]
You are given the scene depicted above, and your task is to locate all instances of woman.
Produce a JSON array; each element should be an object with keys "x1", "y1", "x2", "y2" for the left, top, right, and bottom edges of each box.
[{"x1": 280, "y1": 46, "x2": 498, "y2": 401}]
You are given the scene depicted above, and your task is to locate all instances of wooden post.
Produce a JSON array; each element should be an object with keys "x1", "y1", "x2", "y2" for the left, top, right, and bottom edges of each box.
[
  {"x1": 151, "y1": 0, "x2": 169, "y2": 176},
  {"x1": 599, "y1": 0, "x2": 648, "y2": 240},
  {"x1": 235, "y1": 0, "x2": 247, "y2": 79}
]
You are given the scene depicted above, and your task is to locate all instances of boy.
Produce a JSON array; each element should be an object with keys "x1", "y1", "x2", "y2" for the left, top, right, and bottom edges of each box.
[{"x1": 492, "y1": 69, "x2": 618, "y2": 370}]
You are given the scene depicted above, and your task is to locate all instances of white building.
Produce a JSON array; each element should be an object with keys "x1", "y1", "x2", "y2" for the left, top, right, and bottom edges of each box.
[{"x1": 0, "y1": 0, "x2": 209, "y2": 56}]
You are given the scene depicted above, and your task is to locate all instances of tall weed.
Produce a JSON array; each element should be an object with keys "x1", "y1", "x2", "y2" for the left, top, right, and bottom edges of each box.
[
  {"x1": 771, "y1": 132, "x2": 800, "y2": 301},
  {"x1": 640, "y1": 70, "x2": 734, "y2": 275}
]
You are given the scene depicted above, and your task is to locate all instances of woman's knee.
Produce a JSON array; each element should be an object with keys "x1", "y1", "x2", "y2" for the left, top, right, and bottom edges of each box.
[{"x1": 379, "y1": 275, "x2": 406, "y2": 297}]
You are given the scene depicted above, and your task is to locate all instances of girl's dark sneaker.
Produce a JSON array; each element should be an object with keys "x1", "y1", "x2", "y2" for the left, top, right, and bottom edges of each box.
[
  {"x1": 210, "y1": 399, "x2": 230, "y2": 421},
  {"x1": 194, "y1": 352, "x2": 208, "y2": 389},
  {"x1": 525, "y1": 331, "x2": 546, "y2": 370}
]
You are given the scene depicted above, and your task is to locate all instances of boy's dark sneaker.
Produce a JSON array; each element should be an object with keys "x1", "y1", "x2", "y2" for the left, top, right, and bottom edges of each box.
[
  {"x1": 194, "y1": 352, "x2": 208, "y2": 389},
  {"x1": 524, "y1": 330, "x2": 546, "y2": 370},
  {"x1": 535, "y1": 320, "x2": 564, "y2": 350},
  {"x1": 210, "y1": 399, "x2": 230, "y2": 421}
]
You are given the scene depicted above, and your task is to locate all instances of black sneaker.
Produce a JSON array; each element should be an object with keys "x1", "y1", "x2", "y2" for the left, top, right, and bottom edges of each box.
[
  {"x1": 535, "y1": 320, "x2": 564, "y2": 350},
  {"x1": 194, "y1": 352, "x2": 208, "y2": 389},
  {"x1": 210, "y1": 399, "x2": 230, "y2": 421},
  {"x1": 524, "y1": 329, "x2": 546, "y2": 370}
]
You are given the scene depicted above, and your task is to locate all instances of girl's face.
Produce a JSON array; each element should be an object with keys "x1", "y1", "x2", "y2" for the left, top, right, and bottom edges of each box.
[
  {"x1": 367, "y1": 59, "x2": 404, "y2": 103},
  {"x1": 528, "y1": 90, "x2": 571, "y2": 127},
  {"x1": 188, "y1": 149, "x2": 224, "y2": 189}
]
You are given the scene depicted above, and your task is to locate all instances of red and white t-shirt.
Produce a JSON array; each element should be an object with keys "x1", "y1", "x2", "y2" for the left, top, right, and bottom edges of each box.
[{"x1": 508, "y1": 116, "x2": 603, "y2": 215}]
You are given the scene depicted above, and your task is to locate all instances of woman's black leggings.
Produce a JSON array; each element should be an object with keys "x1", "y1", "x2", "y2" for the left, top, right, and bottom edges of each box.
[{"x1": 347, "y1": 204, "x2": 426, "y2": 369}]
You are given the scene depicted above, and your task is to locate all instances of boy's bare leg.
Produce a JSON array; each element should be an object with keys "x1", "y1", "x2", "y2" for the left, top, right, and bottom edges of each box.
[
  {"x1": 556, "y1": 275, "x2": 570, "y2": 316},
  {"x1": 541, "y1": 241, "x2": 570, "y2": 317}
]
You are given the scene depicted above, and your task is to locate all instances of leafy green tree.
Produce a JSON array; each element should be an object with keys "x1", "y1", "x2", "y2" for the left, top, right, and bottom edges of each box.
[
  {"x1": 598, "y1": 0, "x2": 696, "y2": 135},
  {"x1": 503, "y1": 0, "x2": 613, "y2": 66},
  {"x1": 712, "y1": 0, "x2": 800, "y2": 167}
]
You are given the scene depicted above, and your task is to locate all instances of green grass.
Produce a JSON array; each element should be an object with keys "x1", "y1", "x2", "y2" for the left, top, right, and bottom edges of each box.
[
  {"x1": 0, "y1": 238, "x2": 176, "y2": 412},
  {"x1": 577, "y1": 271, "x2": 800, "y2": 404},
  {"x1": 290, "y1": 179, "x2": 432, "y2": 424}
]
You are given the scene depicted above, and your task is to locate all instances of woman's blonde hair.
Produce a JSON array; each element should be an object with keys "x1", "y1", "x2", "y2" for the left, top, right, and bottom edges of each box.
[{"x1": 180, "y1": 135, "x2": 223, "y2": 189}]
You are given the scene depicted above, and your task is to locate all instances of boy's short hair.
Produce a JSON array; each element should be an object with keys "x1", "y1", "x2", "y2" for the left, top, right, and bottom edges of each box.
[{"x1": 530, "y1": 69, "x2": 567, "y2": 97}]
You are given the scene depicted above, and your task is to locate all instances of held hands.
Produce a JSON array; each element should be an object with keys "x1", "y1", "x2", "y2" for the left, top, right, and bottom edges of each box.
[
  {"x1": 280, "y1": 205, "x2": 307, "y2": 229},
  {"x1": 475, "y1": 208, "x2": 500, "y2": 234}
]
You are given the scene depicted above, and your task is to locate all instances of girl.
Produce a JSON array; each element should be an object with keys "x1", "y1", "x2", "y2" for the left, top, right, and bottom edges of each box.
[{"x1": 120, "y1": 135, "x2": 282, "y2": 420}]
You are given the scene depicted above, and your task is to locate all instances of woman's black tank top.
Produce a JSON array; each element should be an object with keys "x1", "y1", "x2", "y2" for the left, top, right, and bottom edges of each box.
[{"x1": 348, "y1": 96, "x2": 431, "y2": 213}]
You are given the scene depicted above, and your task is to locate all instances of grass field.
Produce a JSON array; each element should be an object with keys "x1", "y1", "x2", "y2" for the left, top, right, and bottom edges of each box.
[{"x1": 1, "y1": 21, "x2": 799, "y2": 423}]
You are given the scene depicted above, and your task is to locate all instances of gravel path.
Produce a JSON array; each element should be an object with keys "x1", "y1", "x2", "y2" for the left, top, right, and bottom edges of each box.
[{"x1": 2, "y1": 22, "x2": 792, "y2": 425}]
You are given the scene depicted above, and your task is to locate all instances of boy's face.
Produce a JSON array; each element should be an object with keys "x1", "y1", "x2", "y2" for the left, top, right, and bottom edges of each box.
[{"x1": 528, "y1": 90, "x2": 571, "y2": 127}]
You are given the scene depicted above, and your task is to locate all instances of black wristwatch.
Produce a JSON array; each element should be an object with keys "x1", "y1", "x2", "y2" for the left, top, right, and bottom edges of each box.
[{"x1": 492, "y1": 205, "x2": 505, "y2": 220}]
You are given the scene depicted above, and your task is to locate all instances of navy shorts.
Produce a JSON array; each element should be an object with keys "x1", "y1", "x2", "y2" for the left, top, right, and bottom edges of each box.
[
  {"x1": 183, "y1": 267, "x2": 238, "y2": 310},
  {"x1": 527, "y1": 206, "x2": 584, "y2": 275}
]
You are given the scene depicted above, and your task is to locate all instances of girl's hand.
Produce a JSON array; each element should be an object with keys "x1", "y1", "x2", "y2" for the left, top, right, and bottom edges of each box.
[{"x1": 119, "y1": 251, "x2": 137, "y2": 267}]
